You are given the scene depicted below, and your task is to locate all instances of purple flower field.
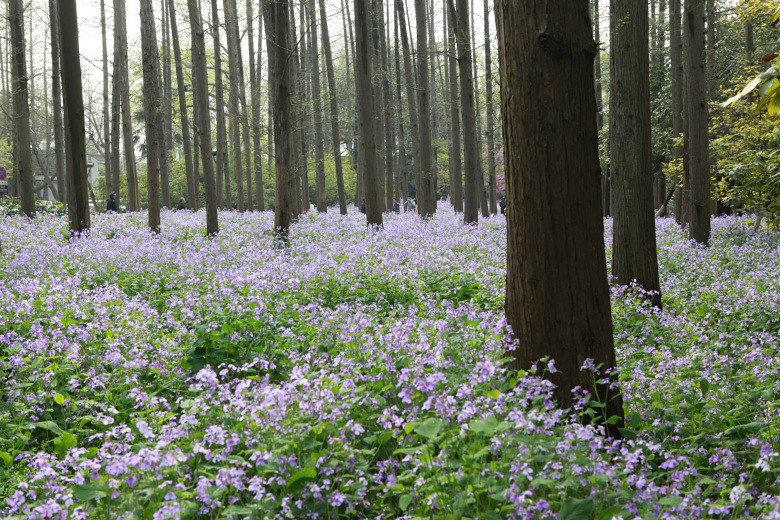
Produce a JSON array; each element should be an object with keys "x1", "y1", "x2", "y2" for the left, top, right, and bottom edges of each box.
[{"x1": 0, "y1": 208, "x2": 779, "y2": 519}]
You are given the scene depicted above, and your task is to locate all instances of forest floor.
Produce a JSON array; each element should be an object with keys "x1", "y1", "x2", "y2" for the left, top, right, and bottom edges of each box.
[{"x1": 0, "y1": 207, "x2": 779, "y2": 519}]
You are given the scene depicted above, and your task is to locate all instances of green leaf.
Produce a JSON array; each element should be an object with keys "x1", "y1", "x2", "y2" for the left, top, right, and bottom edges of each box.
[
  {"x1": 414, "y1": 418, "x2": 443, "y2": 439},
  {"x1": 724, "y1": 422, "x2": 768, "y2": 438},
  {"x1": 54, "y1": 393, "x2": 65, "y2": 405},
  {"x1": 33, "y1": 421, "x2": 64, "y2": 435},
  {"x1": 469, "y1": 416, "x2": 498, "y2": 436},
  {"x1": 482, "y1": 512, "x2": 502, "y2": 520},
  {"x1": 699, "y1": 377, "x2": 710, "y2": 399},
  {"x1": 617, "y1": 428, "x2": 637, "y2": 440},
  {"x1": 596, "y1": 506, "x2": 627, "y2": 520},
  {"x1": 286, "y1": 466, "x2": 317, "y2": 493},
  {"x1": 560, "y1": 498, "x2": 593, "y2": 520},
  {"x1": 53, "y1": 432, "x2": 77, "y2": 457},
  {"x1": 659, "y1": 496, "x2": 683, "y2": 507},
  {"x1": 486, "y1": 389, "x2": 500, "y2": 399},
  {"x1": 0, "y1": 452, "x2": 13, "y2": 468},
  {"x1": 74, "y1": 484, "x2": 107, "y2": 502},
  {"x1": 399, "y1": 493, "x2": 414, "y2": 511}
]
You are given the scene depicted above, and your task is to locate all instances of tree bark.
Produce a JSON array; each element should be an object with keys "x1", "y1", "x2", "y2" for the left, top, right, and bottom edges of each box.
[
  {"x1": 58, "y1": 0, "x2": 91, "y2": 232},
  {"x1": 187, "y1": 0, "x2": 218, "y2": 234},
  {"x1": 307, "y1": 0, "x2": 327, "y2": 212},
  {"x1": 670, "y1": 0, "x2": 683, "y2": 223},
  {"x1": 248, "y1": 0, "x2": 264, "y2": 210},
  {"x1": 101, "y1": 0, "x2": 112, "y2": 200},
  {"x1": 745, "y1": 22, "x2": 754, "y2": 61},
  {"x1": 484, "y1": 0, "x2": 496, "y2": 212},
  {"x1": 394, "y1": 8, "x2": 409, "y2": 202},
  {"x1": 415, "y1": 0, "x2": 435, "y2": 216},
  {"x1": 115, "y1": 0, "x2": 140, "y2": 211},
  {"x1": 211, "y1": 0, "x2": 228, "y2": 208},
  {"x1": 319, "y1": 0, "x2": 347, "y2": 214},
  {"x1": 609, "y1": 0, "x2": 663, "y2": 309},
  {"x1": 378, "y1": 0, "x2": 394, "y2": 211},
  {"x1": 223, "y1": 0, "x2": 244, "y2": 212},
  {"x1": 683, "y1": 0, "x2": 710, "y2": 243},
  {"x1": 448, "y1": 0, "x2": 479, "y2": 224},
  {"x1": 499, "y1": 0, "x2": 624, "y2": 437},
  {"x1": 167, "y1": 0, "x2": 196, "y2": 210},
  {"x1": 49, "y1": 0, "x2": 66, "y2": 204},
  {"x1": 9, "y1": 0, "x2": 34, "y2": 218},
  {"x1": 356, "y1": 0, "x2": 383, "y2": 226},
  {"x1": 140, "y1": 0, "x2": 161, "y2": 233},
  {"x1": 159, "y1": 0, "x2": 171, "y2": 207}
]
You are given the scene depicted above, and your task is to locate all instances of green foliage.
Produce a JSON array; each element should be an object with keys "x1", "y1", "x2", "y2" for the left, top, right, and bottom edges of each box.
[{"x1": 0, "y1": 197, "x2": 66, "y2": 216}]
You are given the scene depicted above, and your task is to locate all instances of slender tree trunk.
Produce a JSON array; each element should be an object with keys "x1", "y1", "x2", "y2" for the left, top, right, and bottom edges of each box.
[
  {"x1": 448, "y1": 0, "x2": 479, "y2": 224},
  {"x1": 58, "y1": 0, "x2": 91, "y2": 232},
  {"x1": 670, "y1": 0, "x2": 683, "y2": 223},
  {"x1": 415, "y1": 0, "x2": 435, "y2": 216},
  {"x1": 484, "y1": 0, "x2": 496, "y2": 213},
  {"x1": 115, "y1": 0, "x2": 139, "y2": 211},
  {"x1": 593, "y1": 0, "x2": 608, "y2": 216},
  {"x1": 394, "y1": 9, "x2": 409, "y2": 202},
  {"x1": 157, "y1": 0, "x2": 170, "y2": 208},
  {"x1": 223, "y1": 0, "x2": 244, "y2": 212},
  {"x1": 187, "y1": 0, "x2": 218, "y2": 234},
  {"x1": 356, "y1": 0, "x2": 383, "y2": 226},
  {"x1": 9, "y1": 0, "x2": 34, "y2": 217},
  {"x1": 50, "y1": 0, "x2": 66, "y2": 204},
  {"x1": 378, "y1": 0, "x2": 393, "y2": 210},
  {"x1": 683, "y1": 0, "x2": 710, "y2": 243},
  {"x1": 100, "y1": 0, "x2": 112, "y2": 200},
  {"x1": 319, "y1": 0, "x2": 347, "y2": 214},
  {"x1": 745, "y1": 22, "x2": 754, "y2": 61},
  {"x1": 396, "y1": 0, "x2": 420, "y2": 202},
  {"x1": 307, "y1": 0, "x2": 327, "y2": 212},
  {"x1": 471, "y1": 3, "x2": 488, "y2": 218},
  {"x1": 610, "y1": 0, "x2": 663, "y2": 309},
  {"x1": 110, "y1": 48, "x2": 121, "y2": 205},
  {"x1": 498, "y1": 0, "x2": 623, "y2": 437},
  {"x1": 167, "y1": 0, "x2": 195, "y2": 210},
  {"x1": 249, "y1": 0, "x2": 264, "y2": 210},
  {"x1": 211, "y1": 0, "x2": 228, "y2": 208},
  {"x1": 140, "y1": 0, "x2": 161, "y2": 232}
]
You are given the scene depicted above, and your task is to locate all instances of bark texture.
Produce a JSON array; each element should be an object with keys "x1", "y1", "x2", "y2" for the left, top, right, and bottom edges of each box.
[{"x1": 140, "y1": 0, "x2": 161, "y2": 233}]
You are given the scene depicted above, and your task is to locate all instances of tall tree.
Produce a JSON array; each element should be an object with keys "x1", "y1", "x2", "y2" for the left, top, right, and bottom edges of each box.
[
  {"x1": 394, "y1": 8, "x2": 409, "y2": 202},
  {"x1": 187, "y1": 0, "x2": 218, "y2": 234},
  {"x1": 115, "y1": 0, "x2": 140, "y2": 211},
  {"x1": 101, "y1": 0, "x2": 112, "y2": 199},
  {"x1": 499, "y1": 0, "x2": 623, "y2": 436},
  {"x1": 167, "y1": 0, "x2": 196, "y2": 210},
  {"x1": 683, "y1": 0, "x2": 710, "y2": 243},
  {"x1": 308, "y1": 0, "x2": 327, "y2": 212},
  {"x1": 49, "y1": 0, "x2": 65, "y2": 204},
  {"x1": 319, "y1": 0, "x2": 347, "y2": 214},
  {"x1": 248, "y1": 0, "x2": 264, "y2": 210},
  {"x1": 610, "y1": 0, "x2": 663, "y2": 308},
  {"x1": 159, "y1": 0, "x2": 172, "y2": 207},
  {"x1": 594, "y1": 0, "x2": 608, "y2": 216},
  {"x1": 356, "y1": 0, "x2": 383, "y2": 225},
  {"x1": 9, "y1": 0, "x2": 34, "y2": 217},
  {"x1": 378, "y1": 0, "x2": 393, "y2": 210},
  {"x1": 670, "y1": 0, "x2": 683, "y2": 222},
  {"x1": 224, "y1": 0, "x2": 244, "y2": 212},
  {"x1": 448, "y1": 0, "x2": 480, "y2": 224},
  {"x1": 415, "y1": 0, "x2": 435, "y2": 216},
  {"x1": 58, "y1": 0, "x2": 91, "y2": 232},
  {"x1": 264, "y1": 0, "x2": 293, "y2": 234},
  {"x1": 396, "y1": 0, "x2": 420, "y2": 203},
  {"x1": 211, "y1": 0, "x2": 228, "y2": 208},
  {"x1": 140, "y1": 0, "x2": 162, "y2": 233},
  {"x1": 484, "y1": 0, "x2": 496, "y2": 212}
]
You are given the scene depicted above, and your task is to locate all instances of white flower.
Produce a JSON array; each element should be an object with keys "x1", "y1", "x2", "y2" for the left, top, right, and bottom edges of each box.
[{"x1": 729, "y1": 484, "x2": 747, "y2": 503}]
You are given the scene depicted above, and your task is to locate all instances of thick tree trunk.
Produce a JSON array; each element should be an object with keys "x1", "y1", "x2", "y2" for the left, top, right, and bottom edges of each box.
[
  {"x1": 58, "y1": 0, "x2": 91, "y2": 232},
  {"x1": 167, "y1": 0, "x2": 196, "y2": 210},
  {"x1": 307, "y1": 0, "x2": 327, "y2": 212},
  {"x1": 9, "y1": 0, "x2": 34, "y2": 218},
  {"x1": 265, "y1": 0, "x2": 293, "y2": 234},
  {"x1": 683, "y1": 0, "x2": 710, "y2": 243},
  {"x1": 49, "y1": 0, "x2": 66, "y2": 204},
  {"x1": 249, "y1": 0, "x2": 264, "y2": 210},
  {"x1": 224, "y1": 0, "x2": 244, "y2": 212},
  {"x1": 211, "y1": 0, "x2": 228, "y2": 208},
  {"x1": 499, "y1": 0, "x2": 623, "y2": 437},
  {"x1": 115, "y1": 0, "x2": 139, "y2": 211},
  {"x1": 610, "y1": 0, "x2": 663, "y2": 309},
  {"x1": 139, "y1": 0, "x2": 161, "y2": 233},
  {"x1": 356, "y1": 0, "x2": 383, "y2": 226},
  {"x1": 448, "y1": 0, "x2": 479, "y2": 224},
  {"x1": 670, "y1": 0, "x2": 683, "y2": 223},
  {"x1": 415, "y1": 0, "x2": 435, "y2": 216},
  {"x1": 158, "y1": 0, "x2": 171, "y2": 207},
  {"x1": 319, "y1": 0, "x2": 347, "y2": 214},
  {"x1": 187, "y1": 0, "x2": 218, "y2": 234}
]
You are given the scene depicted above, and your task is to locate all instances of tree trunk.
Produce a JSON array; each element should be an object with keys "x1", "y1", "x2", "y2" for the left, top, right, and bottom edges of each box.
[
  {"x1": 223, "y1": 0, "x2": 244, "y2": 212},
  {"x1": 378, "y1": 0, "x2": 394, "y2": 211},
  {"x1": 319, "y1": 0, "x2": 347, "y2": 214},
  {"x1": 499, "y1": 0, "x2": 623, "y2": 437},
  {"x1": 396, "y1": 0, "x2": 420, "y2": 202},
  {"x1": 101, "y1": 0, "x2": 112, "y2": 200},
  {"x1": 484, "y1": 0, "x2": 496, "y2": 211},
  {"x1": 670, "y1": 0, "x2": 683, "y2": 223},
  {"x1": 158, "y1": 0, "x2": 171, "y2": 207},
  {"x1": 9, "y1": 0, "x2": 34, "y2": 218},
  {"x1": 249, "y1": 0, "x2": 264, "y2": 210},
  {"x1": 472, "y1": 3, "x2": 489, "y2": 218},
  {"x1": 307, "y1": 0, "x2": 327, "y2": 212},
  {"x1": 140, "y1": 0, "x2": 161, "y2": 233},
  {"x1": 448, "y1": 0, "x2": 479, "y2": 224},
  {"x1": 415, "y1": 0, "x2": 435, "y2": 216},
  {"x1": 115, "y1": 0, "x2": 140, "y2": 211},
  {"x1": 610, "y1": 0, "x2": 663, "y2": 309},
  {"x1": 745, "y1": 22, "x2": 754, "y2": 61},
  {"x1": 167, "y1": 0, "x2": 196, "y2": 210},
  {"x1": 58, "y1": 0, "x2": 91, "y2": 232},
  {"x1": 394, "y1": 9, "x2": 409, "y2": 202},
  {"x1": 265, "y1": 0, "x2": 293, "y2": 234},
  {"x1": 683, "y1": 0, "x2": 710, "y2": 243},
  {"x1": 187, "y1": 0, "x2": 218, "y2": 234},
  {"x1": 211, "y1": 0, "x2": 228, "y2": 208},
  {"x1": 50, "y1": 0, "x2": 66, "y2": 204},
  {"x1": 110, "y1": 47, "x2": 121, "y2": 206},
  {"x1": 356, "y1": 0, "x2": 383, "y2": 226}
]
